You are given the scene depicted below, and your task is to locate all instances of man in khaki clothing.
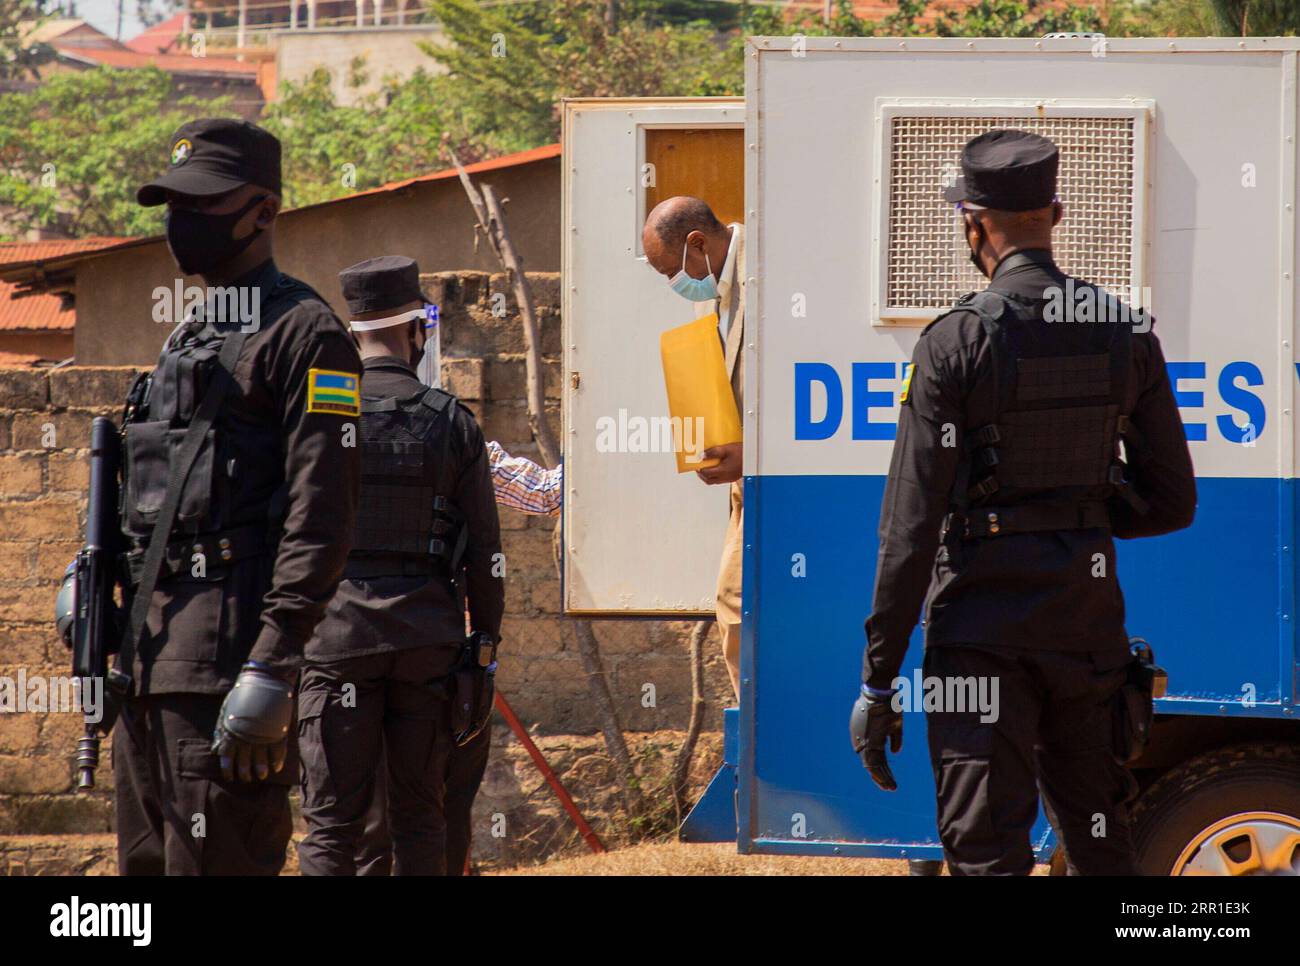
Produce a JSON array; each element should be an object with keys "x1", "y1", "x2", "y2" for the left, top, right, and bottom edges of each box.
[{"x1": 643, "y1": 197, "x2": 746, "y2": 698}]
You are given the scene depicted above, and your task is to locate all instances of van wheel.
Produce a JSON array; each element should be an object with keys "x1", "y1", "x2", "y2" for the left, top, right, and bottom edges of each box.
[{"x1": 1132, "y1": 743, "x2": 1300, "y2": 876}]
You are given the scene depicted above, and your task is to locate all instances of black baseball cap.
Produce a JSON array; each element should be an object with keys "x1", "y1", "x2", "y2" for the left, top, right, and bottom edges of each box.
[
  {"x1": 942, "y1": 129, "x2": 1059, "y2": 212},
  {"x1": 339, "y1": 256, "x2": 432, "y2": 317},
  {"x1": 137, "y1": 118, "x2": 282, "y2": 207}
]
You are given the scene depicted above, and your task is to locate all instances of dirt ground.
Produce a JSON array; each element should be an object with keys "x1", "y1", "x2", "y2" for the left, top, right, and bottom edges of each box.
[
  {"x1": 490, "y1": 840, "x2": 911, "y2": 875},
  {"x1": 489, "y1": 840, "x2": 1057, "y2": 875}
]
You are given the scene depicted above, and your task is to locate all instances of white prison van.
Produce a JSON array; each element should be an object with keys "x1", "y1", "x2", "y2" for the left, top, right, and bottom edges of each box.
[{"x1": 562, "y1": 37, "x2": 1300, "y2": 875}]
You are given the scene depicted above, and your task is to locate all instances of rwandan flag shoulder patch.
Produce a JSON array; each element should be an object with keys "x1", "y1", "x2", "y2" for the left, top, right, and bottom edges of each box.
[
  {"x1": 306, "y1": 368, "x2": 360, "y2": 416},
  {"x1": 899, "y1": 363, "x2": 914, "y2": 405}
]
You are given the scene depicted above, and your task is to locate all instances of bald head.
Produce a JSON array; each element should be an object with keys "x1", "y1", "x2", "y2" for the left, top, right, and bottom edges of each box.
[{"x1": 643, "y1": 196, "x2": 732, "y2": 283}]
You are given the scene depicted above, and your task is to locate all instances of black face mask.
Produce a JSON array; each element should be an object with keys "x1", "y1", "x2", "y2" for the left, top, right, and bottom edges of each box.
[
  {"x1": 964, "y1": 213, "x2": 989, "y2": 278},
  {"x1": 165, "y1": 194, "x2": 266, "y2": 277},
  {"x1": 408, "y1": 318, "x2": 426, "y2": 368}
]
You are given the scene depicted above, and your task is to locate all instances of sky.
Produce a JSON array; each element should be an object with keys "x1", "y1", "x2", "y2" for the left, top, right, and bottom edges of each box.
[{"x1": 62, "y1": 0, "x2": 149, "y2": 43}]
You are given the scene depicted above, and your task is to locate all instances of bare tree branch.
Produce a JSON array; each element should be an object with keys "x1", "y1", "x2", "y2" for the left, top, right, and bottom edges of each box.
[
  {"x1": 445, "y1": 139, "x2": 642, "y2": 817},
  {"x1": 670, "y1": 619, "x2": 711, "y2": 823}
]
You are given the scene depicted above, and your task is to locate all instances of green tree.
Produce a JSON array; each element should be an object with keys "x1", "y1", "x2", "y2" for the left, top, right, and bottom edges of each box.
[
  {"x1": 936, "y1": 0, "x2": 1096, "y2": 35},
  {"x1": 136, "y1": 0, "x2": 184, "y2": 29},
  {"x1": 1143, "y1": 0, "x2": 1221, "y2": 35},
  {"x1": 262, "y1": 64, "x2": 467, "y2": 208},
  {"x1": 0, "y1": 67, "x2": 235, "y2": 238},
  {"x1": 739, "y1": 0, "x2": 876, "y2": 37},
  {"x1": 1207, "y1": 0, "x2": 1300, "y2": 34},
  {"x1": 2, "y1": 1, "x2": 55, "y2": 84},
  {"x1": 422, "y1": 0, "x2": 741, "y2": 148}
]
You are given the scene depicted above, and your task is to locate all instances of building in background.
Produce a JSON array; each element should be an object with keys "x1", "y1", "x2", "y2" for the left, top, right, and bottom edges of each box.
[
  {"x1": 0, "y1": 238, "x2": 126, "y2": 364},
  {"x1": 18, "y1": 17, "x2": 266, "y2": 115},
  {"x1": 272, "y1": 24, "x2": 445, "y2": 105},
  {"x1": 0, "y1": 145, "x2": 561, "y2": 365}
]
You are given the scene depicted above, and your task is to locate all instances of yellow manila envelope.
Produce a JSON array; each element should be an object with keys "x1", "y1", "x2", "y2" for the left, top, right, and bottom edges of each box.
[{"x1": 659, "y1": 313, "x2": 743, "y2": 473}]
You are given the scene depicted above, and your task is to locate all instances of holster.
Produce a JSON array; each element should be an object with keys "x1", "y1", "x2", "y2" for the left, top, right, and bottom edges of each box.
[
  {"x1": 451, "y1": 634, "x2": 496, "y2": 747},
  {"x1": 1112, "y1": 639, "x2": 1166, "y2": 765}
]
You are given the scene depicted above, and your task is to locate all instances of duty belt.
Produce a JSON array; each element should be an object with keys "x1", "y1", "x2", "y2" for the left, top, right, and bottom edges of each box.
[
  {"x1": 123, "y1": 522, "x2": 270, "y2": 584},
  {"x1": 944, "y1": 500, "x2": 1111, "y2": 540}
]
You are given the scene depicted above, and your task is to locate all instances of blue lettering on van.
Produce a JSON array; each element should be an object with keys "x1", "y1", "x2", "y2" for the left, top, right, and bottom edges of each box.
[
  {"x1": 1167, "y1": 362, "x2": 1206, "y2": 441},
  {"x1": 852, "y1": 362, "x2": 896, "y2": 441},
  {"x1": 792, "y1": 360, "x2": 1274, "y2": 445},
  {"x1": 794, "y1": 362, "x2": 842, "y2": 440},
  {"x1": 1217, "y1": 362, "x2": 1265, "y2": 444}
]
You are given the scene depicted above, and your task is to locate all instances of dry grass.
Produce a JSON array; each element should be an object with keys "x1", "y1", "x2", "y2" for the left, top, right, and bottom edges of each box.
[{"x1": 490, "y1": 840, "x2": 912, "y2": 876}]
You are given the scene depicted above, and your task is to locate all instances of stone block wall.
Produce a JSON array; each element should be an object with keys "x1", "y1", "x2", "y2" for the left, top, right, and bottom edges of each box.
[{"x1": 0, "y1": 271, "x2": 730, "y2": 848}]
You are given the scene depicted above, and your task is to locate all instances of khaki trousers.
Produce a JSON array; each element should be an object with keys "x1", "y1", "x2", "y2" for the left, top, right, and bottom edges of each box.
[{"x1": 716, "y1": 482, "x2": 744, "y2": 699}]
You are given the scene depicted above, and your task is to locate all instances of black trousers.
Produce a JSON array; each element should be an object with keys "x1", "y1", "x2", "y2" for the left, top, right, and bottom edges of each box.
[
  {"x1": 113, "y1": 692, "x2": 294, "y2": 876},
  {"x1": 356, "y1": 724, "x2": 492, "y2": 876},
  {"x1": 296, "y1": 646, "x2": 456, "y2": 876},
  {"x1": 923, "y1": 643, "x2": 1141, "y2": 876}
]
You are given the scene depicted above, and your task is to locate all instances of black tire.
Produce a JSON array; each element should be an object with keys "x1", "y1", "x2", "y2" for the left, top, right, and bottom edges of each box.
[{"x1": 1132, "y1": 742, "x2": 1300, "y2": 876}]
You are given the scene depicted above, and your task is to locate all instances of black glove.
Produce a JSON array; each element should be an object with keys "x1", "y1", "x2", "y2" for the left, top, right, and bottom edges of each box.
[
  {"x1": 212, "y1": 663, "x2": 295, "y2": 782},
  {"x1": 849, "y1": 686, "x2": 903, "y2": 792},
  {"x1": 453, "y1": 632, "x2": 498, "y2": 746}
]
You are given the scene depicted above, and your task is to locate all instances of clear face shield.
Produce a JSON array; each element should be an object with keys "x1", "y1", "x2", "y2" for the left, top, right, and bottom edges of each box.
[{"x1": 415, "y1": 303, "x2": 441, "y2": 388}]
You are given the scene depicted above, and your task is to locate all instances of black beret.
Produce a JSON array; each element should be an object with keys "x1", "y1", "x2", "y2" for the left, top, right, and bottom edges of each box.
[
  {"x1": 942, "y1": 129, "x2": 1059, "y2": 212},
  {"x1": 338, "y1": 255, "x2": 428, "y2": 317}
]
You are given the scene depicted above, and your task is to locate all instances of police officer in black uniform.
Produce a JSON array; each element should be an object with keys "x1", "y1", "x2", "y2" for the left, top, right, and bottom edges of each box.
[
  {"x1": 849, "y1": 130, "x2": 1197, "y2": 875},
  {"x1": 113, "y1": 118, "x2": 362, "y2": 875},
  {"x1": 296, "y1": 256, "x2": 504, "y2": 876}
]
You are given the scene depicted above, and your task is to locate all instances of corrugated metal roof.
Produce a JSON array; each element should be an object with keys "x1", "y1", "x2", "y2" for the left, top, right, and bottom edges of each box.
[
  {"x1": 0, "y1": 238, "x2": 126, "y2": 331},
  {"x1": 0, "y1": 283, "x2": 72, "y2": 332},
  {"x1": 0, "y1": 237, "x2": 128, "y2": 267},
  {"x1": 0, "y1": 350, "x2": 44, "y2": 366},
  {"x1": 0, "y1": 282, "x2": 73, "y2": 332},
  {"x1": 288, "y1": 142, "x2": 562, "y2": 213}
]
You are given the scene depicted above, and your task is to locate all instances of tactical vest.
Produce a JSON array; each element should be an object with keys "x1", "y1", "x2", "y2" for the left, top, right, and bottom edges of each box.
[
  {"x1": 942, "y1": 285, "x2": 1149, "y2": 540},
  {"x1": 119, "y1": 273, "x2": 319, "y2": 581},
  {"x1": 345, "y1": 386, "x2": 466, "y2": 580}
]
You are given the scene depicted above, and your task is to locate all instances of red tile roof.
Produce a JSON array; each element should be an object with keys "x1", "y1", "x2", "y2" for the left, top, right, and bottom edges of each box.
[
  {"x1": 125, "y1": 13, "x2": 187, "y2": 54},
  {"x1": 0, "y1": 238, "x2": 127, "y2": 331},
  {"x1": 56, "y1": 44, "x2": 258, "y2": 75},
  {"x1": 290, "y1": 142, "x2": 562, "y2": 213},
  {"x1": 0, "y1": 350, "x2": 45, "y2": 366},
  {"x1": 0, "y1": 284, "x2": 73, "y2": 332},
  {"x1": 0, "y1": 237, "x2": 128, "y2": 267}
]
